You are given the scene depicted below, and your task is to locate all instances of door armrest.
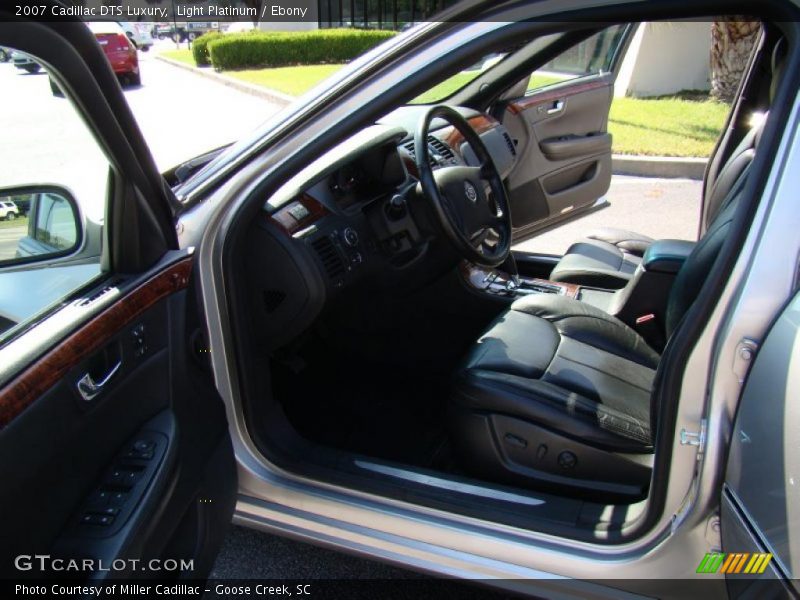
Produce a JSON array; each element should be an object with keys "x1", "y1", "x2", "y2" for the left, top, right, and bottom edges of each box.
[{"x1": 539, "y1": 132, "x2": 611, "y2": 160}]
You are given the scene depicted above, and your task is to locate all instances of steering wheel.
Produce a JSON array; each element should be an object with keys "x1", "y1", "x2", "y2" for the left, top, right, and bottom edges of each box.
[{"x1": 415, "y1": 105, "x2": 512, "y2": 267}]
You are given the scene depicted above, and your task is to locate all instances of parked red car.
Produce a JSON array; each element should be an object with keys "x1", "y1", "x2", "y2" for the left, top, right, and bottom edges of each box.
[
  {"x1": 51, "y1": 22, "x2": 139, "y2": 95},
  {"x1": 88, "y1": 22, "x2": 140, "y2": 86}
]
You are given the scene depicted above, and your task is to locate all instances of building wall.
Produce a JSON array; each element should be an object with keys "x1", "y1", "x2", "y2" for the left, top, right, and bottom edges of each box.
[{"x1": 615, "y1": 22, "x2": 712, "y2": 97}]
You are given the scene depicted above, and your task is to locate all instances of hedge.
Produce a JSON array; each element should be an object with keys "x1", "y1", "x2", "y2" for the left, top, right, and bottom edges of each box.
[
  {"x1": 207, "y1": 29, "x2": 396, "y2": 71},
  {"x1": 191, "y1": 31, "x2": 224, "y2": 66}
]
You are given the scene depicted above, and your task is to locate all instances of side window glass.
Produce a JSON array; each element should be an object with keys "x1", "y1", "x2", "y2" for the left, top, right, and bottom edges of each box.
[
  {"x1": 527, "y1": 25, "x2": 627, "y2": 93},
  {"x1": 0, "y1": 46, "x2": 110, "y2": 342}
]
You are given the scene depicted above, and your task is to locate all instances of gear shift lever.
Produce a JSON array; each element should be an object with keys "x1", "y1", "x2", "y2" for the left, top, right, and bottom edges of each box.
[{"x1": 499, "y1": 253, "x2": 521, "y2": 292}]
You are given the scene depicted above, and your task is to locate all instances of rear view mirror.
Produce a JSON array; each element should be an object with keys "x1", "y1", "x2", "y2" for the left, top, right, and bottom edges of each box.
[{"x1": 0, "y1": 186, "x2": 82, "y2": 266}]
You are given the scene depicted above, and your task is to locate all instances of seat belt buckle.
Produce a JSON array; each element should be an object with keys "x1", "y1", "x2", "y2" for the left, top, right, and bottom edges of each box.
[{"x1": 636, "y1": 313, "x2": 656, "y2": 325}]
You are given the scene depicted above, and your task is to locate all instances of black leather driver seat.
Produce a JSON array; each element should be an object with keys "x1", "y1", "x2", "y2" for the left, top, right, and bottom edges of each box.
[{"x1": 449, "y1": 164, "x2": 751, "y2": 502}]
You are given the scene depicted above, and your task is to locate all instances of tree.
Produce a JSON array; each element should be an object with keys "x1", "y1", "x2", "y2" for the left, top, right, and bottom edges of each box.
[{"x1": 710, "y1": 20, "x2": 760, "y2": 102}]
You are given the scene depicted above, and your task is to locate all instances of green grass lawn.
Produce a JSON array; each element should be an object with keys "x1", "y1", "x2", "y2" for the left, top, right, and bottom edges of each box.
[
  {"x1": 162, "y1": 49, "x2": 728, "y2": 157},
  {"x1": 158, "y1": 49, "x2": 344, "y2": 97},
  {"x1": 0, "y1": 215, "x2": 28, "y2": 229},
  {"x1": 609, "y1": 95, "x2": 729, "y2": 157},
  {"x1": 226, "y1": 65, "x2": 345, "y2": 97}
]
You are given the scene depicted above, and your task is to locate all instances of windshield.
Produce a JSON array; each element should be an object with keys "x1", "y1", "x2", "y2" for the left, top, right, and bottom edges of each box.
[{"x1": 410, "y1": 53, "x2": 508, "y2": 104}]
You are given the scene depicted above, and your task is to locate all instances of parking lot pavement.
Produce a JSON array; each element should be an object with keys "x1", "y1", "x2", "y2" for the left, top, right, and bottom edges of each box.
[
  {"x1": 514, "y1": 175, "x2": 703, "y2": 255},
  {"x1": 0, "y1": 225, "x2": 27, "y2": 261},
  {"x1": 124, "y1": 48, "x2": 286, "y2": 170},
  {"x1": 1, "y1": 49, "x2": 284, "y2": 211},
  {"x1": 211, "y1": 525, "x2": 418, "y2": 579}
]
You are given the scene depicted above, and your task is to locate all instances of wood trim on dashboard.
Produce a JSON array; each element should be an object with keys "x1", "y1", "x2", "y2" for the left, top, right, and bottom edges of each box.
[
  {"x1": 0, "y1": 256, "x2": 193, "y2": 429},
  {"x1": 506, "y1": 80, "x2": 610, "y2": 115},
  {"x1": 268, "y1": 193, "x2": 329, "y2": 236},
  {"x1": 442, "y1": 115, "x2": 501, "y2": 160}
]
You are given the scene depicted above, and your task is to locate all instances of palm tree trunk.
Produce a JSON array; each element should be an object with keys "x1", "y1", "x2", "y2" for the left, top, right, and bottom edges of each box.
[{"x1": 710, "y1": 20, "x2": 760, "y2": 102}]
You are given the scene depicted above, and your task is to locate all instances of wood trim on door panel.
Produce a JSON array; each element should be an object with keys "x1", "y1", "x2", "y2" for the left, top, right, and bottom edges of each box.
[
  {"x1": 507, "y1": 80, "x2": 610, "y2": 115},
  {"x1": 0, "y1": 256, "x2": 193, "y2": 429}
]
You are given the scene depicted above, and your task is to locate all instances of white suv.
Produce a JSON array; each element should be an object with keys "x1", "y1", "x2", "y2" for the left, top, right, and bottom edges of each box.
[
  {"x1": 119, "y1": 21, "x2": 154, "y2": 52},
  {"x1": 0, "y1": 200, "x2": 19, "y2": 221}
]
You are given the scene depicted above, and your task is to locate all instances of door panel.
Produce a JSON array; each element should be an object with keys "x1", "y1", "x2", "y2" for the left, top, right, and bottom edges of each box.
[
  {"x1": 0, "y1": 16, "x2": 236, "y2": 581},
  {"x1": 503, "y1": 75, "x2": 615, "y2": 237},
  {"x1": 721, "y1": 291, "x2": 800, "y2": 596},
  {"x1": 0, "y1": 253, "x2": 235, "y2": 579}
]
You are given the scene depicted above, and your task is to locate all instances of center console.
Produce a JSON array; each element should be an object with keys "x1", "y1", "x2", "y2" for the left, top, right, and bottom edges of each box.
[{"x1": 461, "y1": 263, "x2": 580, "y2": 299}]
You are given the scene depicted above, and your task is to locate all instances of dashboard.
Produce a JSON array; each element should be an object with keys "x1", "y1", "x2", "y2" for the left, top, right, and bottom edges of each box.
[
  {"x1": 328, "y1": 143, "x2": 406, "y2": 210},
  {"x1": 248, "y1": 105, "x2": 518, "y2": 346}
]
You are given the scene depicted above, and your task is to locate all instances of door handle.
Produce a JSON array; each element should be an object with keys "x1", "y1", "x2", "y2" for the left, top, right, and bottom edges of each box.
[
  {"x1": 547, "y1": 100, "x2": 565, "y2": 114},
  {"x1": 77, "y1": 360, "x2": 121, "y2": 402}
]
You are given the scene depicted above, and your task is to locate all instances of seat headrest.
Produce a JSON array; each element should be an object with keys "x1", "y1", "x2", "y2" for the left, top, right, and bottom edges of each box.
[{"x1": 770, "y1": 37, "x2": 787, "y2": 103}]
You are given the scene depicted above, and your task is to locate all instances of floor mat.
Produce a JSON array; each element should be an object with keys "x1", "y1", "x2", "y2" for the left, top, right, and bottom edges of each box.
[{"x1": 275, "y1": 354, "x2": 451, "y2": 468}]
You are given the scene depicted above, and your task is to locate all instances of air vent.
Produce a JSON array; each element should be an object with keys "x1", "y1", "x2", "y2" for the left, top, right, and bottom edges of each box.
[
  {"x1": 403, "y1": 136, "x2": 453, "y2": 167},
  {"x1": 311, "y1": 236, "x2": 346, "y2": 279},
  {"x1": 427, "y1": 136, "x2": 455, "y2": 161},
  {"x1": 262, "y1": 289, "x2": 286, "y2": 313},
  {"x1": 503, "y1": 132, "x2": 517, "y2": 157}
]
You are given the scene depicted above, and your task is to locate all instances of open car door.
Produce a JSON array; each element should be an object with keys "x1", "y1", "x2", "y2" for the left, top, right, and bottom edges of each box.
[
  {"x1": 719, "y1": 292, "x2": 800, "y2": 598},
  {"x1": 500, "y1": 24, "x2": 633, "y2": 241},
  {"x1": 0, "y1": 17, "x2": 236, "y2": 581}
]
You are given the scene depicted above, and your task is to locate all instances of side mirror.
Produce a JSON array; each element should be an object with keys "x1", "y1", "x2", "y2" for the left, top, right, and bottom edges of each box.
[{"x1": 0, "y1": 186, "x2": 83, "y2": 266}]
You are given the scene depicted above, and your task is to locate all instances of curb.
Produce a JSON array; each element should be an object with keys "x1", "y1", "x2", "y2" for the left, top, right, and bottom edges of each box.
[
  {"x1": 155, "y1": 55, "x2": 293, "y2": 107},
  {"x1": 612, "y1": 154, "x2": 707, "y2": 180}
]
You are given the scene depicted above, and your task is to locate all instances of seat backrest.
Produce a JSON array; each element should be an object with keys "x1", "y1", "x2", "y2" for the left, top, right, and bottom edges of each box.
[
  {"x1": 701, "y1": 125, "x2": 758, "y2": 231},
  {"x1": 700, "y1": 38, "x2": 785, "y2": 233},
  {"x1": 666, "y1": 38, "x2": 785, "y2": 337},
  {"x1": 665, "y1": 168, "x2": 748, "y2": 338}
]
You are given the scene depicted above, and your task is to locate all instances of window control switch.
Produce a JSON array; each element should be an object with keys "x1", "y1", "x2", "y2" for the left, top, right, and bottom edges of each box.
[
  {"x1": 107, "y1": 491, "x2": 129, "y2": 508},
  {"x1": 105, "y1": 467, "x2": 142, "y2": 488},
  {"x1": 85, "y1": 489, "x2": 111, "y2": 510},
  {"x1": 80, "y1": 513, "x2": 115, "y2": 526},
  {"x1": 124, "y1": 448, "x2": 154, "y2": 460}
]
